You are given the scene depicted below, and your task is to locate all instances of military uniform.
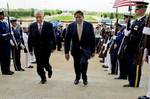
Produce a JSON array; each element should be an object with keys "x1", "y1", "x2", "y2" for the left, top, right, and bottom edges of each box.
[
  {"x1": 124, "y1": 1, "x2": 149, "y2": 88},
  {"x1": 55, "y1": 27, "x2": 62, "y2": 51},
  {"x1": 0, "y1": 11, "x2": 14, "y2": 75},
  {"x1": 11, "y1": 18, "x2": 25, "y2": 71},
  {"x1": 116, "y1": 14, "x2": 133, "y2": 80},
  {"x1": 110, "y1": 24, "x2": 125, "y2": 74}
]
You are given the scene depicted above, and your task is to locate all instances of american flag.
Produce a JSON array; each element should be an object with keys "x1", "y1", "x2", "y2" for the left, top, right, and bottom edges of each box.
[{"x1": 113, "y1": 0, "x2": 144, "y2": 8}]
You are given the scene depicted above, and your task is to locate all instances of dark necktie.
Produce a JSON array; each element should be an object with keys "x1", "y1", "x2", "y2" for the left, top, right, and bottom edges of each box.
[{"x1": 38, "y1": 23, "x2": 42, "y2": 34}]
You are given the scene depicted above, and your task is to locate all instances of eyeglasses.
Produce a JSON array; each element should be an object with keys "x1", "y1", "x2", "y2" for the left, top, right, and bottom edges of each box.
[{"x1": 135, "y1": 5, "x2": 147, "y2": 10}]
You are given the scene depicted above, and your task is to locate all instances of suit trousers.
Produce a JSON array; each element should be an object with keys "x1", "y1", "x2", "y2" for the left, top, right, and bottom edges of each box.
[
  {"x1": 72, "y1": 50, "x2": 88, "y2": 81},
  {"x1": 34, "y1": 48, "x2": 52, "y2": 80}
]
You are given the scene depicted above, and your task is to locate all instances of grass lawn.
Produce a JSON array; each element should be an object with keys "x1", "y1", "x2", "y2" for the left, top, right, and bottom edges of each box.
[{"x1": 49, "y1": 15, "x2": 97, "y2": 22}]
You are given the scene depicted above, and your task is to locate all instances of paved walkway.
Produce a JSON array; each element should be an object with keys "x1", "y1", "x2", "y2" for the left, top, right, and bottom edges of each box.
[{"x1": 0, "y1": 51, "x2": 149, "y2": 99}]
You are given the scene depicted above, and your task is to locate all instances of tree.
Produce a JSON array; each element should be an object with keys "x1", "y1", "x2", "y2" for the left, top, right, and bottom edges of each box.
[
  {"x1": 103, "y1": 13, "x2": 107, "y2": 18},
  {"x1": 31, "y1": 8, "x2": 35, "y2": 17},
  {"x1": 110, "y1": 13, "x2": 114, "y2": 19}
]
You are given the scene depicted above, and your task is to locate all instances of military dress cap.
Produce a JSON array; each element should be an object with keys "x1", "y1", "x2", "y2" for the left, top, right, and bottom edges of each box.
[
  {"x1": 10, "y1": 17, "x2": 17, "y2": 22},
  {"x1": 134, "y1": 1, "x2": 149, "y2": 5},
  {"x1": 134, "y1": 1, "x2": 149, "y2": 10},
  {"x1": 0, "y1": 10, "x2": 4, "y2": 15}
]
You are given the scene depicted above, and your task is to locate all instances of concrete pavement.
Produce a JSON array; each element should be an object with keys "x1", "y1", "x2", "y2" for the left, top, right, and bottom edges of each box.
[{"x1": 0, "y1": 51, "x2": 149, "y2": 99}]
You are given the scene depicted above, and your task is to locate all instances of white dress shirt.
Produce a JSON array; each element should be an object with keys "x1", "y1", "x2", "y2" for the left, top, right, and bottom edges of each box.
[
  {"x1": 37, "y1": 22, "x2": 44, "y2": 33},
  {"x1": 77, "y1": 22, "x2": 83, "y2": 41}
]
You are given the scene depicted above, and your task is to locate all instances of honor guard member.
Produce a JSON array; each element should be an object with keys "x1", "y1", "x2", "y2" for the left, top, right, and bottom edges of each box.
[
  {"x1": 0, "y1": 10, "x2": 14, "y2": 75},
  {"x1": 116, "y1": 13, "x2": 133, "y2": 80},
  {"x1": 10, "y1": 18, "x2": 25, "y2": 71},
  {"x1": 123, "y1": 1, "x2": 149, "y2": 87},
  {"x1": 110, "y1": 24, "x2": 125, "y2": 75},
  {"x1": 55, "y1": 26, "x2": 62, "y2": 51}
]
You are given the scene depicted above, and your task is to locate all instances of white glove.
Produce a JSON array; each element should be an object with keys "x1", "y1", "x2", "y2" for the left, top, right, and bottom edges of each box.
[
  {"x1": 143, "y1": 27, "x2": 150, "y2": 35},
  {"x1": 143, "y1": 48, "x2": 148, "y2": 60},
  {"x1": 10, "y1": 40, "x2": 15, "y2": 46},
  {"x1": 124, "y1": 29, "x2": 130, "y2": 36},
  {"x1": 20, "y1": 43, "x2": 25, "y2": 49},
  {"x1": 112, "y1": 36, "x2": 117, "y2": 40},
  {"x1": 148, "y1": 56, "x2": 150, "y2": 65},
  {"x1": 103, "y1": 44, "x2": 107, "y2": 47},
  {"x1": 2, "y1": 33, "x2": 9, "y2": 37},
  {"x1": 100, "y1": 36, "x2": 102, "y2": 39}
]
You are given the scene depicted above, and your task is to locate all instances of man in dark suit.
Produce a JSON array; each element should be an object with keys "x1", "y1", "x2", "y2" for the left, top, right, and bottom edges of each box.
[
  {"x1": 28, "y1": 10, "x2": 56, "y2": 84},
  {"x1": 64, "y1": 10, "x2": 95, "y2": 85}
]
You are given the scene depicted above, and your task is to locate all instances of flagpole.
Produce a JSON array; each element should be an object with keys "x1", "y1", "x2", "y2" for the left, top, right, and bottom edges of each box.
[
  {"x1": 115, "y1": 8, "x2": 119, "y2": 35},
  {"x1": 127, "y1": 0, "x2": 132, "y2": 31}
]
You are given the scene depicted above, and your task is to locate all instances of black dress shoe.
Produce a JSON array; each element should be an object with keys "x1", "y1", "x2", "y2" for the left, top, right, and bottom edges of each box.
[
  {"x1": 83, "y1": 80, "x2": 88, "y2": 85},
  {"x1": 74, "y1": 80, "x2": 79, "y2": 85},
  {"x1": 48, "y1": 71, "x2": 52, "y2": 78},
  {"x1": 138, "y1": 96, "x2": 150, "y2": 99},
  {"x1": 40, "y1": 79, "x2": 47, "y2": 84},
  {"x1": 2, "y1": 71, "x2": 14, "y2": 75}
]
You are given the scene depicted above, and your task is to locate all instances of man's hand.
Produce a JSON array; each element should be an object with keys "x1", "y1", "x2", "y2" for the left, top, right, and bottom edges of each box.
[
  {"x1": 10, "y1": 40, "x2": 15, "y2": 46},
  {"x1": 91, "y1": 53, "x2": 95, "y2": 58},
  {"x1": 65, "y1": 53, "x2": 70, "y2": 61},
  {"x1": 124, "y1": 29, "x2": 130, "y2": 36},
  {"x1": 29, "y1": 52, "x2": 33, "y2": 56}
]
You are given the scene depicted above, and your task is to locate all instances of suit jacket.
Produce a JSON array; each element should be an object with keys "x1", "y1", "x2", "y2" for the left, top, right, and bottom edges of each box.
[
  {"x1": 28, "y1": 21, "x2": 56, "y2": 54},
  {"x1": 64, "y1": 21, "x2": 95, "y2": 57}
]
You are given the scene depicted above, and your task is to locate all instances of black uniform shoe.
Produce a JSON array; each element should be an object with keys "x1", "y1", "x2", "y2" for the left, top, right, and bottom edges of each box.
[
  {"x1": 31, "y1": 61, "x2": 36, "y2": 64},
  {"x1": 115, "y1": 77, "x2": 127, "y2": 80},
  {"x1": 26, "y1": 66, "x2": 34, "y2": 68},
  {"x1": 102, "y1": 65, "x2": 108, "y2": 68},
  {"x1": 138, "y1": 96, "x2": 150, "y2": 99},
  {"x1": 83, "y1": 80, "x2": 88, "y2": 85},
  {"x1": 99, "y1": 60, "x2": 104, "y2": 63},
  {"x1": 48, "y1": 71, "x2": 52, "y2": 78},
  {"x1": 40, "y1": 79, "x2": 47, "y2": 84},
  {"x1": 19, "y1": 68, "x2": 25, "y2": 71},
  {"x1": 123, "y1": 84, "x2": 131, "y2": 87},
  {"x1": 74, "y1": 80, "x2": 79, "y2": 85}
]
